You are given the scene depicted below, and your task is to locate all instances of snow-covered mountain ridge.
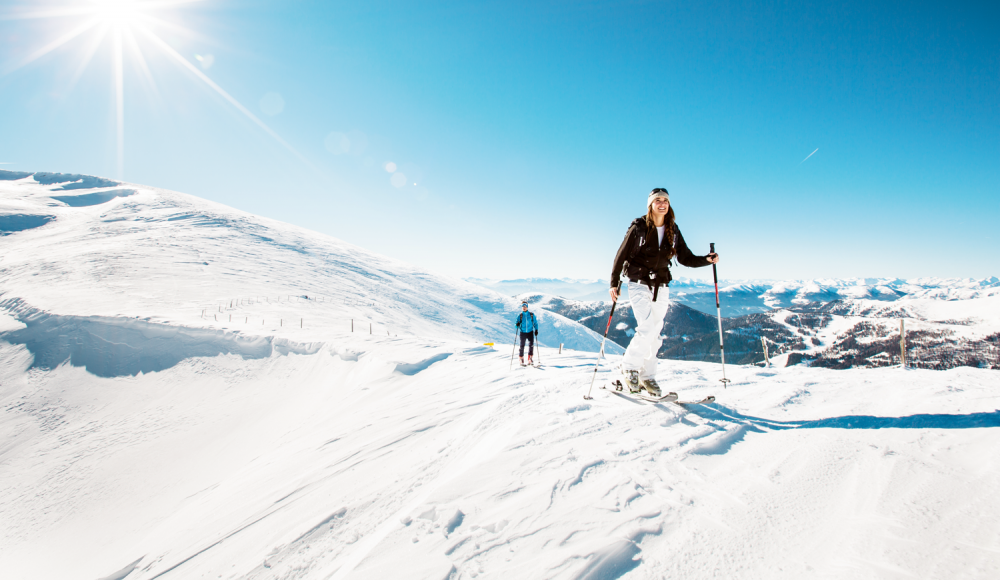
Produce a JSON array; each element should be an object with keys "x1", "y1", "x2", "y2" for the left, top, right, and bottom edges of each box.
[
  {"x1": 527, "y1": 290, "x2": 1000, "y2": 371},
  {"x1": 472, "y1": 276, "x2": 1000, "y2": 317}
]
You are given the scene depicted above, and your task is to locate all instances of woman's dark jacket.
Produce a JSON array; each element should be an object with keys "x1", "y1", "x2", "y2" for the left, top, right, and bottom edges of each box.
[{"x1": 610, "y1": 217, "x2": 712, "y2": 299}]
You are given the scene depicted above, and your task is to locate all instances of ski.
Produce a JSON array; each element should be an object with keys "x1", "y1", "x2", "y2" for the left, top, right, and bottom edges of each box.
[
  {"x1": 673, "y1": 395, "x2": 716, "y2": 406},
  {"x1": 602, "y1": 380, "x2": 678, "y2": 403},
  {"x1": 602, "y1": 380, "x2": 715, "y2": 406}
]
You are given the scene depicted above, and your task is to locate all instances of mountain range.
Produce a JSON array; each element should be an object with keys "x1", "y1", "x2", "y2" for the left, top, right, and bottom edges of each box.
[{"x1": 473, "y1": 276, "x2": 1000, "y2": 317}]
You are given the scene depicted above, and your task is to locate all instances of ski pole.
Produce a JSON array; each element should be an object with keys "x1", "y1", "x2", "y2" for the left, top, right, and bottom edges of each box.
[
  {"x1": 711, "y1": 243, "x2": 731, "y2": 387},
  {"x1": 509, "y1": 326, "x2": 518, "y2": 371},
  {"x1": 534, "y1": 321, "x2": 542, "y2": 366},
  {"x1": 585, "y1": 262, "x2": 627, "y2": 400}
]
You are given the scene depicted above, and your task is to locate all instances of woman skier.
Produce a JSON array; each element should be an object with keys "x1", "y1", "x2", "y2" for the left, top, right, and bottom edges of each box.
[{"x1": 609, "y1": 188, "x2": 719, "y2": 396}]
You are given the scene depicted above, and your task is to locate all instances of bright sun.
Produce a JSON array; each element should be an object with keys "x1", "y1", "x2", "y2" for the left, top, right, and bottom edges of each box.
[
  {"x1": 92, "y1": 0, "x2": 144, "y2": 26},
  {"x1": 1, "y1": 0, "x2": 309, "y2": 180}
]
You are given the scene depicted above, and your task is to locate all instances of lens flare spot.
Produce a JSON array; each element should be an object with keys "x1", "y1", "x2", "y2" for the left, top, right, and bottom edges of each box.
[
  {"x1": 259, "y1": 92, "x2": 285, "y2": 116},
  {"x1": 384, "y1": 161, "x2": 397, "y2": 173},
  {"x1": 195, "y1": 54, "x2": 214, "y2": 70},
  {"x1": 390, "y1": 172, "x2": 407, "y2": 188}
]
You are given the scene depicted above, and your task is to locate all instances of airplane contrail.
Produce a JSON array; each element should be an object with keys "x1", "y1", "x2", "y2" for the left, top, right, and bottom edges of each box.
[{"x1": 800, "y1": 148, "x2": 819, "y2": 164}]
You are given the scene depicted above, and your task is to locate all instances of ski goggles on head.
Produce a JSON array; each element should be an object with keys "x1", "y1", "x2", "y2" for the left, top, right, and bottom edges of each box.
[
  {"x1": 648, "y1": 188, "x2": 670, "y2": 207},
  {"x1": 521, "y1": 304, "x2": 528, "y2": 308}
]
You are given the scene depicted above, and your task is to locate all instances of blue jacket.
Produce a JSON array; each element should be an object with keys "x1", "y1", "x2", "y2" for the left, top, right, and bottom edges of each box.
[{"x1": 515, "y1": 311, "x2": 538, "y2": 333}]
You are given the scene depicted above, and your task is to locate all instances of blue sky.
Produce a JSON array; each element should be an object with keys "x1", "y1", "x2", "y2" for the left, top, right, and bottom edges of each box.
[{"x1": 1, "y1": 0, "x2": 997, "y2": 282}]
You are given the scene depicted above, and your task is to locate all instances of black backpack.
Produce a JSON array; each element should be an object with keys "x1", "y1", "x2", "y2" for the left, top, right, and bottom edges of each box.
[{"x1": 627, "y1": 217, "x2": 677, "y2": 261}]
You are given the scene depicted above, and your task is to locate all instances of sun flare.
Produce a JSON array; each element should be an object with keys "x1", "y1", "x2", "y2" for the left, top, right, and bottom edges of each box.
[
  {"x1": 92, "y1": 0, "x2": 144, "y2": 26},
  {"x1": 0, "y1": 0, "x2": 310, "y2": 180}
]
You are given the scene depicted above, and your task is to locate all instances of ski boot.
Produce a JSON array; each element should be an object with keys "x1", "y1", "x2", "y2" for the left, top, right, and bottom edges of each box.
[
  {"x1": 622, "y1": 368, "x2": 641, "y2": 393},
  {"x1": 527, "y1": 355, "x2": 534, "y2": 366},
  {"x1": 519, "y1": 356, "x2": 526, "y2": 367},
  {"x1": 641, "y1": 378, "x2": 662, "y2": 397}
]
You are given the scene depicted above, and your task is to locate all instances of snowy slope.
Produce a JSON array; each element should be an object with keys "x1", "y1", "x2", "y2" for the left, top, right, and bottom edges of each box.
[
  {"x1": 0, "y1": 171, "x2": 615, "y2": 354},
  {"x1": 1, "y1": 171, "x2": 999, "y2": 580}
]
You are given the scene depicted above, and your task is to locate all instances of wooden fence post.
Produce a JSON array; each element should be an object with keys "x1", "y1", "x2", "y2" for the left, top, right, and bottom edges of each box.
[{"x1": 900, "y1": 319, "x2": 906, "y2": 368}]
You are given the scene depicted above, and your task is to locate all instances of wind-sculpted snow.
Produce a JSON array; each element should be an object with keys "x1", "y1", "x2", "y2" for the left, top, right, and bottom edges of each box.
[
  {"x1": 0, "y1": 213, "x2": 54, "y2": 234},
  {"x1": 50, "y1": 188, "x2": 136, "y2": 207},
  {"x1": 1, "y1": 336, "x2": 998, "y2": 580},
  {"x1": 0, "y1": 300, "x2": 320, "y2": 378},
  {"x1": 394, "y1": 352, "x2": 451, "y2": 375},
  {"x1": 32, "y1": 171, "x2": 120, "y2": 190},
  {"x1": 0, "y1": 170, "x2": 34, "y2": 180},
  {"x1": 0, "y1": 169, "x2": 120, "y2": 189}
]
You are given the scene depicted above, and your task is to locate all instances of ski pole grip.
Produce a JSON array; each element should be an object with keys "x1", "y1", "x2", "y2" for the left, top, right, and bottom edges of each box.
[
  {"x1": 710, "y1": 243, "x2": 719, "y2": 287},
  {"x1": 617, "y1": 260, "x2": 629, "y2": 291}
]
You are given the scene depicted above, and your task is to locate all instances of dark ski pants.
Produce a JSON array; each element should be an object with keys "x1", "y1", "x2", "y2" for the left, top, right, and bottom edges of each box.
[{"x1": 519, "y1": 332, "x2": 535, "y2": 357}]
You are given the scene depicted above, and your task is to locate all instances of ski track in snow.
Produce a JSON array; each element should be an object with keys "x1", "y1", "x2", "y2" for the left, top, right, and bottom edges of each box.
[{"x1": 1, "y1": 173, "x2": 999, "y2": 580}]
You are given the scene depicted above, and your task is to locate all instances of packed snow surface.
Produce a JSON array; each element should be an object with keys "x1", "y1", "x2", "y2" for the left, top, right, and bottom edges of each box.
[
  {"x1": 2, "y1": 172, "x2": 999, "y2": 580},
  {"x1": 3, "y1": 340, "x2": 999, "y2": 580}
]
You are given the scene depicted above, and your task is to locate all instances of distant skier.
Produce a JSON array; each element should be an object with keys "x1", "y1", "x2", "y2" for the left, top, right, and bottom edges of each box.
[
  {"x1": 515, "y1": 301, "x2": 539, "y2": 366},
  {"x1": 609, "y1": 188, "x2": 719, "y2": 396}
]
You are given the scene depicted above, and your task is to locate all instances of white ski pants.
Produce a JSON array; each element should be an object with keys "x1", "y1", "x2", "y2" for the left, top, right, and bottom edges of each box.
[{"x1": 622, "y1": 281, "x2": 670, "y2": 379}]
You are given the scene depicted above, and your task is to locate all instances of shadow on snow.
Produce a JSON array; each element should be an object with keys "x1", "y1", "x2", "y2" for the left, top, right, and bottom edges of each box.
[{"x1": 681, "y1": 403, "x2": 1000, "y2": 431}]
